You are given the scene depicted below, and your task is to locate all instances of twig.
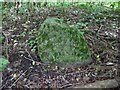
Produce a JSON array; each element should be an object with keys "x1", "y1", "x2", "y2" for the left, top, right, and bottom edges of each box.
[
  {"x1": 1, "y1": 70, "x2": 24, "y2": 89},
  {"x1": 61, "y1": 76, "x2": 69, "y2": 83},
  {"x1": 23, "y1": 55, "x2": 37, "y2": 62},
  {"x1": 23, "y1": 85, "x2": 29, "y2": 88},
  {"x1": 9, "y1": 70, "x2": 27, "y2": 88},
  {"x1": 98, "y1": 25, "x2": 103, "y2": 33},
  {"x1": 2, "y1": 31, "x2": 9, "y2": 60},
  {"x1": 24, "y1": 49, "x2": 46, "y2": 65},
  {"x1": 25, "y1": 49, "x2": 34, "y2": 62},
  {"x1": 23, "y1": 55, "x2": 47, "y2": 66},
  {"x1": 96, "y1": 25, "x2": 103, "y2": 39},
  {"x1": 24, "y1": 49, "x2": 46, "y2": 74},
  {"x1": 60, "y1": 83, "x2": 73, "y2": 89}
]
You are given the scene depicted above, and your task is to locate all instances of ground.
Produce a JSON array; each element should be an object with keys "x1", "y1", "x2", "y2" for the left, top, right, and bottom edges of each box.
[{"x1": 1, "y1": 6, "x2": 120, "y2": 89}]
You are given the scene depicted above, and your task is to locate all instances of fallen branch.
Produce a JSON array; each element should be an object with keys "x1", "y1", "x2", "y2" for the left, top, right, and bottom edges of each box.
[{"x1": 2, "y1": 31, "x2": 10, "y2": 60}]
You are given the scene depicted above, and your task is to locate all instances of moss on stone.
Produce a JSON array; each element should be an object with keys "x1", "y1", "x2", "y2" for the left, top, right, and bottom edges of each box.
[{"x1": 37, "y1": 17, "x2": 91, "y2": 65}]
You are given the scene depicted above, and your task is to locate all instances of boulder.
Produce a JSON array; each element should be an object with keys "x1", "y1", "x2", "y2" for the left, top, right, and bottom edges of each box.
[{"x1": 37, "y1": 17, "x2": 92, "y2": 66}]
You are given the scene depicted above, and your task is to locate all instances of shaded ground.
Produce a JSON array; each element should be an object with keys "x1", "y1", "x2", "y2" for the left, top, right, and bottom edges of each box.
[{"x1": 1, "y1": 7, "x2": 120, "y2": 89}]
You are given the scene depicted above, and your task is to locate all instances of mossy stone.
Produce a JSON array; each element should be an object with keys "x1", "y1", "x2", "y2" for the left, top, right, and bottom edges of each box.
[{"x1": 37, "y1": 17, "x2": 92, "y2": 66}]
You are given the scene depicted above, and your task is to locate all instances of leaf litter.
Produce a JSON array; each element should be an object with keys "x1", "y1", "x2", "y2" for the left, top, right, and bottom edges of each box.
[{"x1": 1, "y1": 7, "x2": 119, "y2": 89}]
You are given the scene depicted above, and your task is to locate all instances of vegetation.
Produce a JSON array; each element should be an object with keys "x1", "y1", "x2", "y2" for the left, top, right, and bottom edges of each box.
[
  {"x1": 0, "y1": 58, "x2": 9, "y2": 72},
  {"x1": 1, "y1": 1, "x2": 119, "y2": 89},
  {"x1": 0, "y1": 34, "x2": 4, "y2": 44}
]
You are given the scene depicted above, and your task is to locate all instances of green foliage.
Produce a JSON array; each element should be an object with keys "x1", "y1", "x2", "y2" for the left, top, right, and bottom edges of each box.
[
  {"x1": 76, "y1": 22, "x2": 88, "y2": 29},
  {"x1": 2, "y1": 2, "x2": 119, "y2": 66},
  {"x1": 0, "y1": 57, "x2": 9, "y2": 72},
  {"x1": 37, "y1": 17, "x2": 91, "y2": 65},
  {"x1": 21, "y1": 31, "x2": 26, "y2": 37},
  {"x1": 0, "y1": 34, "x2": 5, "y2": 44},
  {"x1": 26, "y1": 29, "x2": 38, "y2": 52}
]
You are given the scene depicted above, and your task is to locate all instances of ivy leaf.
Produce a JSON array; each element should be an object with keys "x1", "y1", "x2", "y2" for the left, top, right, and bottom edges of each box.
[{"x1": 0, "y1": 58, "x2": 9, "y2": 72}]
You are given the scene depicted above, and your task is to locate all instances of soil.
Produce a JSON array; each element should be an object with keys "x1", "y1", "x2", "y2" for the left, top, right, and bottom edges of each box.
[{"x1": 1, "y1": 7, "x2": 120, "y2": 89}]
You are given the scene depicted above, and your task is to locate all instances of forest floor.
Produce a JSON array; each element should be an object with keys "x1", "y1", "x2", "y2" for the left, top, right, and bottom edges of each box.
[{"x1": 1, "y1": 7, "x2": 120, "y2": 89}]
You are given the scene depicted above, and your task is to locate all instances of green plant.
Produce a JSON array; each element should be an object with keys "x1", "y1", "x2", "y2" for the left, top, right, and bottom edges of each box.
[
  {"x1": 0, "y1": 57, "x2": 9, "y2": 72},
  {"x1": 21, "y1": 31, "x2": 26, "y2": 37},
  {"x1": 0, "y1": 34, "x2": 5, "y2": 44},
  {"x1": 37, "y1": 17, "x2": 91, "y2": 65},
  {"x1": 26, "y1": 29, "x2": 38, "y2": 52},
  {"x1": 76, "y1": 22, "x2": 88, "y2": 29}
]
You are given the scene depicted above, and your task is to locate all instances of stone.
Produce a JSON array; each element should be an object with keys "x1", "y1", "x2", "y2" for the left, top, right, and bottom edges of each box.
[{"x1": 37, "y1": 17, "x2": 92, "y2": 66}]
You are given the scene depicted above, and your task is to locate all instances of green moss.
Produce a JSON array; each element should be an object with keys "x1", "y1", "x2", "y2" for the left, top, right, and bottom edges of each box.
[
  {"x1": 37, "y1": 17, "x2": 91, "y2": 65},
  {"x1": 0, "y1": 58, "x2": 9, "y2": 72}
]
